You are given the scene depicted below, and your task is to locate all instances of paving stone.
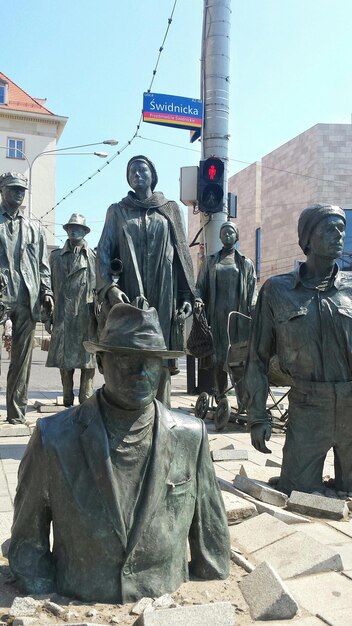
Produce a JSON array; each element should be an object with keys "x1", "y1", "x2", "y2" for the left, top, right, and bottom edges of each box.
[
  {"x1": 222, "y1": 491, "x2": 257, "y2": 522},
  {"x1": 13, "y1": 619, "x2": 38, "y2": 626},
  {"x1": 287, "y1": 571, "x2": 352, "y2": 615},
  {"x1": 287, "y1": 490, "x2": 349, "y2": 520},
  {"x1": 133, "y1": 601, "x2": 235, "y2": 625},
  {"x1": 233, "y1": 474, "x2": 288, "y2": 507},
  {"x1": 239, "y1": 561, "x2": 298, "y2": 620},
  {"x1": 131, "y1": 597, "x2": 154, "y2": 615},
  {"x1": 239, "y1": 463, "x2": 281, "y2": 483},
  {"x1": 327, "y1": 519, "x2": 352, "y2": 538},
  {"x1": 253, "y1": 531, "x2": 343, "y2": 579},
  {"x1": 0, "y1": 424, "x2": 30, "y2": 437},
  {"x1": 288, "y1": 522, "x2": 352, "y2": 545},
  {"x1": 212, "y1": 448, "x2": 248, "y2": 461},
  {"x1": 38, "y1": 405, "x2": 66, "y2": 413},
  {"x1": 9, "y1": 597, "x2": 41, "y2": 617},
  {"x1": 152, "y1": 594, "x2": 177, "y2": 609},
  {"x1": 217, "y1": 477, "x2": 310, "y2": 524},
  {"x1": 265, "y1": 458, "x2": 282, "y2": 468},
  {"x1": 229, "y1": 512, "x2": 295, "y2": 554},
  {"x1": 316, "y1": 607, "x2": 352, "y2": 626}
]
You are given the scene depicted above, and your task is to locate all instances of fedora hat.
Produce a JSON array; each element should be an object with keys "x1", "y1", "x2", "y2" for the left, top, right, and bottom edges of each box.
[
  {"x1": 63, "y1": 213, "x2": 90, "y2": 234},
  {"x1": 84, "y1": 303, "x2": 184, "y2": 358}
]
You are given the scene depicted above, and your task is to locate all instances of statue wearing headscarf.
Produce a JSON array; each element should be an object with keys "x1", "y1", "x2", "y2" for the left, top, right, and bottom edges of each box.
[
  {"x1": 96, "y1": 156, "x2": 195, "y2": 407},
  {"x1": 245, "y1": 204, "x2": 352, "y2": 496}
]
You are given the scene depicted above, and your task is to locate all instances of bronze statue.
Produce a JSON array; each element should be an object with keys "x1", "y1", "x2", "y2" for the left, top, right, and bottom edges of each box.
[
  {"x1": 96, "y1": 155, "x2": 195, "y2": 407},
  {"x1": 245, "y1": 204, "x2": 352, "y2": 496},
  {"x1": 46, "y1": 214, "x2": 97, "y2": 406},
  {"x1": 9, "y1": 303, "x2": 230, "y2": 603},
  {"x1": 195, "y1": 222, "x2": 257, "y2": 397},
  {"x1": 0, "y1": 172, "x2": 53, "y2": 424}
]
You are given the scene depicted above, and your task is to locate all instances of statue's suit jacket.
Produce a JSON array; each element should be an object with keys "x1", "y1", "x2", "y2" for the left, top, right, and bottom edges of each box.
[{"x1": 9, "y1": 394, "x2": 230, "y2": 603}]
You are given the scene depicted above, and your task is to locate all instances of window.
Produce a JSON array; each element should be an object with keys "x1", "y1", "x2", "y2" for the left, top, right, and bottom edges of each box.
[
  {"x1": 255, "y1": 227, "x2": 261, "y2": 278},
  {"x1": 7, "y1": 138, "x2": 25, "y2": 160},
  {"x1": 0, "y1": 83, "x2": 7, "y2": 104}
]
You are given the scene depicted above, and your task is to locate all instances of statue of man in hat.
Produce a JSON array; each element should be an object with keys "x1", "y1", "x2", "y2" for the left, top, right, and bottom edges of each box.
[
  {"x1": 96, "y1": 155, "x2": 195, "y2": 407},
  {"x1": 245, "y1": 204, "x2": 352, "y2": 496},
  {"x1": 9, "y1": 303, "x2": 230, "y2": 603},
  {"x1": 46, "y1": 214, "x2": 97, "y2": 406},
  {"x1": 0, "y1": 172, "x2": 53, "y2": 424}
]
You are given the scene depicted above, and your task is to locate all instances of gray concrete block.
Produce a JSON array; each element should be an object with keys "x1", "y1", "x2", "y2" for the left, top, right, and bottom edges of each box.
[
  {"x1": 212, "y1": 448, "x2": 248, "y2": 461},
  {"x1": 287, "y1": 571, "x2": 352, "y2": 615},
  {"x1": 217, "y1": 477, "x2": 310, "y2": 524},
  {"x1": 239, "y1": 463, "x2": 281, "y2": 483},
  {"x1": 0, "y1": 423, "x2": 30, "y2": 437},
  {"x1": 287, "y1": 490, "x2": 349, "y2": 520},
  {"x1": 265, "y1": 458, "x2": 282, "y2": 468},
  {"x1": 229, "y1": 512, "x2": 295, "y2": 554},
  {"x1": 9, "y1": 597, "x2": 41, "y2": 617},
  {"x1": 38, "y1": 405, "x2": 67, "y2": 413},
  {"x1": 233, "y1": 474, "x2": 288, "y2": 507},
  {"x1": 239, "y1": 561, "x2": 298, "y2": 620},
  {"x1": 222, "y1": 491, "x2": 257, "y2": 522},
  {"x1": 253, "y1": 531, "x2": 343, "y2": 579},
  {"x1": 134, "y1": 602, "x2": 235, "y2": 625}
]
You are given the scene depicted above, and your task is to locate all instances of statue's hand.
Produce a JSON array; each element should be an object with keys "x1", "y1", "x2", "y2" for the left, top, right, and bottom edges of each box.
[
  {"x1": 251, "y1": 422, "x2": 272, "y2": 454},
  {"x1": 107, "y1": 286, "x2": 130, "y2": 307},
  {"x1": 193, "y1": 299, "x2": 204, "y2": 317},
  {"x1": 43, "y1": 295, "x2": 54, "y2": 317},
  {"x1": 177, "y1": 301, "x2": 192, "y2": 320}
]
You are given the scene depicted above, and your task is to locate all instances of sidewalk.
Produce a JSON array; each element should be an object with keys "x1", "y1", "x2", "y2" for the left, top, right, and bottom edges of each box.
[{"x1": 0, "y1": 349, "x2": 351, "y2": 625}]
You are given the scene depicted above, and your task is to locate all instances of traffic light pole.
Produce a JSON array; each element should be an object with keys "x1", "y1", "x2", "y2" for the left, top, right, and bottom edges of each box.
[{"x1": 200, "y1": 0, "x2": 231, "y2": 255}]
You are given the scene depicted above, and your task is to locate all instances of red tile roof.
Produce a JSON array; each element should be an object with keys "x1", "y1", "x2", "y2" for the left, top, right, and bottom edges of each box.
[{"x1": 0, "y1": 71, "x2": 53, "y2": 116}]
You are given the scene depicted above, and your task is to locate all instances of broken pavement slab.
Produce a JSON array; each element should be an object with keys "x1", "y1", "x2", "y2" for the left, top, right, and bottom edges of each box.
[
  {"x1": 239, "y1": 463, "x2": 281, "y2": 483},
  {"x1": 287, "y1": 490, "x2": 349, "y2": 520},
  {"x1": 252, "y1": 531, "x2": 343, "y2": 579},
  {"x1": 133, "y1": 601, "x2": 235, "y2": 625},
  {"x1": 287, "y1": 571, "x2": 352, "y2": 617},
  {"x1": 239, "y1": 560, "x2": 299, "y2": 620},
  {"x1": 222, "y1": 490, "x2": 257, "y2": 522},
  {"x1": 229, "y1": 512, "x2": 295, "y2": 554},
  {"x1": 233, "y1": 474, "x2": 288, "y2": 507},
  {"x1": 211, "y1": 448, "x2": 248, "y2": 461}
]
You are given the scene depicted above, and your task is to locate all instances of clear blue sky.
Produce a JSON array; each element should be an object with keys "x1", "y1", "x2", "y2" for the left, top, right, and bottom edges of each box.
[{"x1": 2, "y1": 0, "x2": 352, "y2": 246}]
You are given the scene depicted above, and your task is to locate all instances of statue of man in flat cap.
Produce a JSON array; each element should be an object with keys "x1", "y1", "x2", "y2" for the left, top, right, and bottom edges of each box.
[
  {"x1": 0, "y1": 172, "x2": 53, "y2": 424},
  {"x1": 245, "y1": 204, "x2": 352, "y2": 496},
  {"x1": 9, "y1": 303, "x2": 230, "y2": 603},
  {"x1": 46, "y1": 214, "x2": 97, "y2": 406},
  {"x1": 96, "y1": 155, "x2": 195, "y2": 407}
]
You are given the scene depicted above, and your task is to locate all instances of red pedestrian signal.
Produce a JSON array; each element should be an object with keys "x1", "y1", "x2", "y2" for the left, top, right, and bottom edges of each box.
[{"x1": 198, "y1": 157, "x2": 225, "y2": 213}]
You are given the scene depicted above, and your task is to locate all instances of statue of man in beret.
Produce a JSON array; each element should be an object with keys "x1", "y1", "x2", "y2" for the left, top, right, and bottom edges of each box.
[
  {"x1": 96, "y1": 155, "x2": 195, "y2": 407},
  {"x1": 0, "y1": 172, "x2": 54, "y2": 424},
  {"x1": 9, "y1": 303, "x2": 230, "y2": 603},
  {"x1": 245, "y1": 204, "x2": 352, "y2": 496},
  {"x1": 46, "y1": 213, "x2": 97, "y2": 406}
]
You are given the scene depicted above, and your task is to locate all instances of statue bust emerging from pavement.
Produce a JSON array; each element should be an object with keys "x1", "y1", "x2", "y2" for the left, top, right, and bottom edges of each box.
[
  {"x1": 96, "y1": 155, "x2": 195, "y2": 407},
  {"x1": 9, "y1": 303, "x2": 230, "y2": 603},
  {"x1": 245, "y1": 204, "x2": 352, "y2": 496}
]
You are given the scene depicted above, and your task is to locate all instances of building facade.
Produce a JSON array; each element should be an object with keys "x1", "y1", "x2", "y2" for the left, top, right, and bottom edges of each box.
[
  {"x1": 0, "y1": 71, "x2": 67, "y2": 246},
  {"x1": 228, "y1": 123, "x2": 352, "y2": 283}
]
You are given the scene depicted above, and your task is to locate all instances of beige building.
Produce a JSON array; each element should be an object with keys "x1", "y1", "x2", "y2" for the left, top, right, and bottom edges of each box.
[
  {"x1": 0, "y1": 71, "x2": 67, "y2": 246},
  {"x1": 227, "y1": 123, "x2": 352, "y2": 283}
]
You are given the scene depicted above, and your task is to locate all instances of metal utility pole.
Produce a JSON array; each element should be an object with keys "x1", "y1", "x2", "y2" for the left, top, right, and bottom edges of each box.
[{"x1": 200, "y1": 0, "x2": 231, "y2": 255}]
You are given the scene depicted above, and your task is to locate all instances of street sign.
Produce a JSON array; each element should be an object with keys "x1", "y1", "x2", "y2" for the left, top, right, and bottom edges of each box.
[{"x1": 143, "y1": 92, "x2": 202, "y2": 131}]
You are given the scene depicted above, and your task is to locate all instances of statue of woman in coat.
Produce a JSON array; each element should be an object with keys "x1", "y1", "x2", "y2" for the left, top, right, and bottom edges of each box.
[
  {"x1": 194, "y1": 222, "x2": 257, "y2": 398},
  {"x1": 96, "y1": 155, "x2": 195, "y2": 407}
]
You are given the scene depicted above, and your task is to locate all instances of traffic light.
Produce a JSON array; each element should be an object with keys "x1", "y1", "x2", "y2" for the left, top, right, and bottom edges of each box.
[{"x1": 198, "y1": 157, "x2": 225, "y2": 213}]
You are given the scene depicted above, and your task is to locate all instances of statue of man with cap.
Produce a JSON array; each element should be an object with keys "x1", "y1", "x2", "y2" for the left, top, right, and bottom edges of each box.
[
  {"x1": 46, "y1": 213, "x2": 97, "y2": 406},
  {"x1": 245, "y1": 203, "x2": 352, "y2": 496},
  {"x1": 0, "y1": 172, "x2": 53, "y2": 424},
  {"x1": 96, "y1": 155, "x2": 195, "y2": 407},
  {"x1": 9, "y1": 303, "x2": 230, "y2": 603}
]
